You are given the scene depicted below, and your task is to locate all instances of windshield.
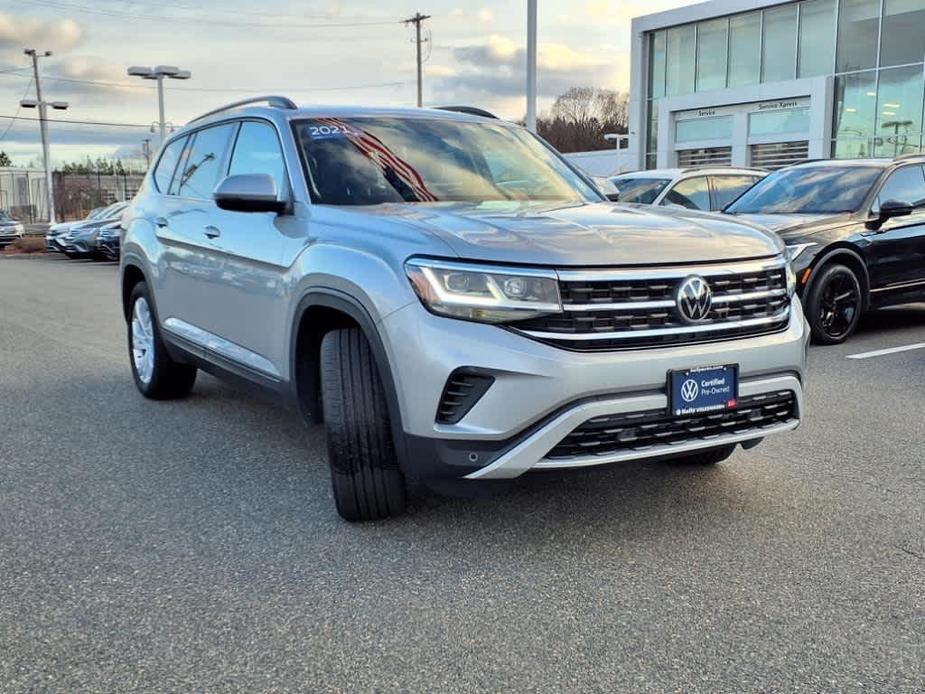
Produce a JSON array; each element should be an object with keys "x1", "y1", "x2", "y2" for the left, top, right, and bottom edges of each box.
[
  {"x1": 726, "y1": 166, "x2": 883, "y2": 214},
  {"x1": 293, "y1": 117, "x2": 599, "y2": 205},
  {"x1": 0, "y1": 211, "x2": 12, "y2": 221},
  {"x1": 609, "y1": 176, "x2": 670, "y2": 204}
]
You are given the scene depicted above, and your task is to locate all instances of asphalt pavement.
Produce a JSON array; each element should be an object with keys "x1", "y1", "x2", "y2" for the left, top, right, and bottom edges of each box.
[{"x1": 1, "y1": 255, "x2": 923, "y2": 693}]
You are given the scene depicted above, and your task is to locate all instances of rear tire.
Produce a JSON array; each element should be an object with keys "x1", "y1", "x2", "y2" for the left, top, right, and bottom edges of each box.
[
  {"x1": 128, "y1": 282, "x2": 197, "y2": 400},
  {"x1": 320, "y1": 327, "x2": 406, "y2": 522},
  {"x1": 806, "y1": 263, "x2": 863, "y2": 345},
  {"x1": 675, "y1": 444, "x2": 736, "y2": 465}
]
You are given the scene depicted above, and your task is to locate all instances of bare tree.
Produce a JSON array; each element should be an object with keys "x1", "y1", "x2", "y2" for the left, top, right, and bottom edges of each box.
[{"x1": 537, "y1": 87, "x2": 628, "y2": 153}]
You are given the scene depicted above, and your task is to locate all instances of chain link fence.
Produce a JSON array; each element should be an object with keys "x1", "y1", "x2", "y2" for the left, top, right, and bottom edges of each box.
[{"x1": 0, "y1": 168, "x2": 144, "y2": 224}]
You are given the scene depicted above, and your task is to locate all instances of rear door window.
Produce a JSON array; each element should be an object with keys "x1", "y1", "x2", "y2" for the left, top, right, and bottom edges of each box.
[
  {"x1": 173, "y1": 123, "x2": 237, "y2": 200},
  {"x1": 152, "y1": 136, "x2": 187, "y2": 193},
  {"x1": 662, "y1": 176, "x2": 711, "y2": 210}
]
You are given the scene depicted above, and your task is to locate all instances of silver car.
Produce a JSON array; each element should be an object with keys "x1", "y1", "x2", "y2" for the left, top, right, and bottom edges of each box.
[{"x1": 120, "y1": 98, "x2": 808, "y2": 521}]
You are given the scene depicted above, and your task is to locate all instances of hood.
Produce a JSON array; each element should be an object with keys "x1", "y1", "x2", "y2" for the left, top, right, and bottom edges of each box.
[
  {"x1": 49, "y1": 222, "x2": 74, "y2": 234},
  {"x1": 354, "y1": 201, "x2": 783, "y2": 266},
  {"x1": 71, "y1": 218, "x2": 117, "y2": 234},
  {"x1": 727, "y1": 212, "x2": 853, "y2": 237}
]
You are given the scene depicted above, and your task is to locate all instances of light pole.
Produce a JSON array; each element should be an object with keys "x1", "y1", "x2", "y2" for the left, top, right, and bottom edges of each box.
[
  {"x1": 526, "y1": 0, "x2": 537, "y2": 132},
  {"x1": 23, "y1": 48, "x2": 67, "y2": 224},
  {"x1": 126, "y1": 65, "x2": 191, "y2": 143}
]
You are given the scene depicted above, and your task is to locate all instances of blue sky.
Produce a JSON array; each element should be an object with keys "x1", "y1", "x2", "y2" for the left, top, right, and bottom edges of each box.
[{"x1": 0, "y1": 0, "x2": 692, "y2": 166}]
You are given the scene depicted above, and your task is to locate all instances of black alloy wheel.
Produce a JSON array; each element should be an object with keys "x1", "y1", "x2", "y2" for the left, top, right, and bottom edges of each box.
[{"x1": 807, "y1": 263, "x2": 862, "y2": 345}]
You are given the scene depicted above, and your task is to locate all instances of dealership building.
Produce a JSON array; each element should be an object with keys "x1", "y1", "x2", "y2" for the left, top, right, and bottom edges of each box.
[{"x1": 627, "y1": 0, "x2": 925, "y2": 170}]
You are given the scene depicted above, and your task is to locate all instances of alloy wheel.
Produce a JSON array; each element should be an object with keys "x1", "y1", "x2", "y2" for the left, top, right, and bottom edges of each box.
[
  {"x1": 131, "y1": 297, "x2": 155, "y2": 385},
  {"x1": 818, "y1": 272, "x2": 860, "y2": 340}
]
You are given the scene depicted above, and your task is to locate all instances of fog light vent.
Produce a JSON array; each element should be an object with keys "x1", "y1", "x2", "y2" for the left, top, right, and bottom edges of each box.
[{"x1": 436, "y1": 370, "x2": 494, "y2": 424}]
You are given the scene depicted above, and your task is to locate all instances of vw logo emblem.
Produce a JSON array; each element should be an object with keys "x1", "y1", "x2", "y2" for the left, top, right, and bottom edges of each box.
[
  {"x1": 676, "y1": 275, "x2": 713, "y2": 323},
  {"x1": 680, "y1": 378, "x2": 700, "y2": 403}
]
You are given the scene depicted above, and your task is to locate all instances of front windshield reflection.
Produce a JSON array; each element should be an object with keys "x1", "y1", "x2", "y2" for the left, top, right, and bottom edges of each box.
[
  {"x1": 293, "y1": 117, "x2": 599, "y2": 206},
  {"x1": 726, "y1": 166, "x2": 882, "y2": 214}
]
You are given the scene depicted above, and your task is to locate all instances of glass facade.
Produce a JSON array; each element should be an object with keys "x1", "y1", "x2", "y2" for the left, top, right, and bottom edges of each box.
[
  {"x1": 728, "y1": 13, "x2": 761, "y2": 87},
  {"x1": 696, "y1": 19, "x2": 728, "y2": 92},
  {"x1": 643, "y1": 0, "x2": 925, "y2": 167},
  {"x1": 798, "y1": 0, "x2": 836, "y2": 78},
  {"x1": 761, "y1": 5, "x2": 798, "y2": 83}
]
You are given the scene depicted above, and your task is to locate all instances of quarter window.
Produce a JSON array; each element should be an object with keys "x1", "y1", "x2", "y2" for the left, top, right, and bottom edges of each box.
[
  {"x1": 874, "y1": 166, "x2": 925, "y2": 212},
  {"x1": 173, "y1": 124, "x2": 236, "y2": 199},
  {"x1": 228, "y1": 121, "x2": 287, "y2": 195},
  {"x1": 662, "y1": 177, "x2": 710, "y2": 210},
  {"x1": 152, "y1": 136, "x2": 187, "y2": 193}
]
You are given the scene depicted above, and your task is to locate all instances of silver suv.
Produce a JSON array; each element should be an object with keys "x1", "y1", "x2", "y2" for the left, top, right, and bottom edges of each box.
[{"x1": 120, "y1": 97, "x2": 808, "y2": 521}]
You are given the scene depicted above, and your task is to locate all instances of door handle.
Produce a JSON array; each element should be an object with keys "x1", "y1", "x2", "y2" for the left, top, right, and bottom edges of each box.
[
  {"x1": 203, "y1": 225, "x2": 221, "y2": 239},
  {"x1": 155, "y1": 217, "x2": 168, "y2": 228}
]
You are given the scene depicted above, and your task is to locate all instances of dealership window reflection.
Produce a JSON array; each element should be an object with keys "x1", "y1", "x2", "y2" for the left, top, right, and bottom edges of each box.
[{"x1": 875, "y1": 66, "x2": 925, "y2": 157}]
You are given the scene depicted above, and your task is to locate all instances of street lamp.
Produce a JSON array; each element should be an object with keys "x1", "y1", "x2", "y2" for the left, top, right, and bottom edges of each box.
[
  {"x1": 127, "y1": 65, "x2": 191, "y2": 143},
  {"x1": 22, "y1": 48, "x2": 67, "y2": 224}
]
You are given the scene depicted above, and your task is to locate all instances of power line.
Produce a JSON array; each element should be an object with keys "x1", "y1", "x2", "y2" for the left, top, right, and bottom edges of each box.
[
  {"x1": 17, "y1": 0, "x2": 404, "y2": 29},
  {"x1": 0, "y1": 114, "x2": 150, "y2": 128},
  {"x1": 0, "y1": 78, "x2": 35, "y2": 142},
  {"x1": 112, "y1": 0, "x2": 373, "y2": 21},
  {"x1": 0, "y1": 70, "x2": 411, "y2": 94}
]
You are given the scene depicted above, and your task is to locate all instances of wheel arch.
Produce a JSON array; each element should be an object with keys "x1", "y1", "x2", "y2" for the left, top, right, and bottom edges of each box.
[
  {"x1": 805, "y1": 244, "x2": 871, "y2": 311},
  {"x1": 121, "y1": 262, "x2": 148, "y2": 321},
  {"x1": 290, "y1": 289, "x2": 410, "y2": 471}
]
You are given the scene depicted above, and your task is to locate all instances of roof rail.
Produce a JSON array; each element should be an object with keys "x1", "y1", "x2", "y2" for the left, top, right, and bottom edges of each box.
[
  {"x1": 189, "y1": 95, "x2": 297, "y2": 124},
  {"x1": 679, "y1": 165, "x2": 767, "y2": 174},
  {"x1": 437, "y1": 105, "x2": 499, "y2": 119},
  {"x1": 893, "y1": 151, "x2": 925, "y2": 161}
]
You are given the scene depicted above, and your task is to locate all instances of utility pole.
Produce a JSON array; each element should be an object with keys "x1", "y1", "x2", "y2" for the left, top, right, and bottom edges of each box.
[
  {"x1": 526, "y1": 0, "x2": 538, "y2": 132},
  {"x1": 404, "y1": 12, "x2": 431, "y2": 107},
  {"x1": 23, "y1": 48, "x2": 64, "y2": 224}
]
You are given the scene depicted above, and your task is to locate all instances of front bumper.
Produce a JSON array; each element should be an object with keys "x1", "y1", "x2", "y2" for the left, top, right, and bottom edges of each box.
[{"x1": 381, "y1": 298, "x2": 808, "y2": 480}]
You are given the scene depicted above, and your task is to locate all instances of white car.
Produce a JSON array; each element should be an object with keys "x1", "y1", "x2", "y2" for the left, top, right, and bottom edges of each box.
[
  {"x1": 611, "y1": 167, "x2": 765, "y2": 212},
  {"x1": 0, "y1": 210, "x2": 25, "y2": 247}
]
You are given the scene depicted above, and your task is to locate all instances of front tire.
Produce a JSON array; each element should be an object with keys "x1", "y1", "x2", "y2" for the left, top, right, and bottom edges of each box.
[
  {"x1": 806, "y1": 263, "x2": 863, "y2": 345},
  {"x1": 128, "y1": 282, "x2": 197, "y2": 399},
  {"x1": 320, "y1": 327, "x2": 406, "y2": 522}
]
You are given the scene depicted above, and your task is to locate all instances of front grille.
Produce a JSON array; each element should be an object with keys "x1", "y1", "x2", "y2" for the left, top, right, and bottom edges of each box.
[
  {"x1": 511, "y1": 259, "x2": 790, "y2": 351},
  {"x1": 436, "y1": 369, "x2": 494, "y2": 424},
  {"x1": 545, "y1": 390, "x2": 797, "y2": 461}
]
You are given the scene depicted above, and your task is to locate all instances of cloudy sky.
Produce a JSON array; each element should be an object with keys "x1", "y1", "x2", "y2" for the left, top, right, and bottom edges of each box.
[{"x1": 0, "y1": 0, "x2": 693, "y2": 167}]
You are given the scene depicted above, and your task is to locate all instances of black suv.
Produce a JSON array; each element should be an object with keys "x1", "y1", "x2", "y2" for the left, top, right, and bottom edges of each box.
[{"x1": 725, "y1": 156, "x2": 925, "y2": 343}]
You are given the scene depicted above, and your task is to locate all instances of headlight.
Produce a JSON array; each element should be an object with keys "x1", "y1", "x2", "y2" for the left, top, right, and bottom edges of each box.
[
  {"x1": 405, "y1": 258, "x2": 561, "y2": 323},
  {"x1": 785, "y1": 263, "x2": 797, "y2": 298},
  {"x1": 786, "y1": 242, "x2": 817, "y2": 263}
]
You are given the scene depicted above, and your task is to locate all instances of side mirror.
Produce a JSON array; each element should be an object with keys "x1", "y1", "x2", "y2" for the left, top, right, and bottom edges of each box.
[
  {"x1": 868, "y1": 198, "x2": 914, "y2": 230},
  {"x1": 605, "y1": 192, "x2": 620, "y2": 202},
  {"x1": 213, "y1": 174, "x2": 286, "y2": 214}
]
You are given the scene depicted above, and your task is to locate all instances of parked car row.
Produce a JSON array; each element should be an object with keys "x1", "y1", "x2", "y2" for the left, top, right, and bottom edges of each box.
[{"x1": 46, "y1": 201, "x2": 127, "y2": 260}]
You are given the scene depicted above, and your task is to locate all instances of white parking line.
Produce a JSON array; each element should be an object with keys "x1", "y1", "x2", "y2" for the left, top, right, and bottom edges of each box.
[{"x1": 846, "y1": 342, "x2": 925, "y2": 360}]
